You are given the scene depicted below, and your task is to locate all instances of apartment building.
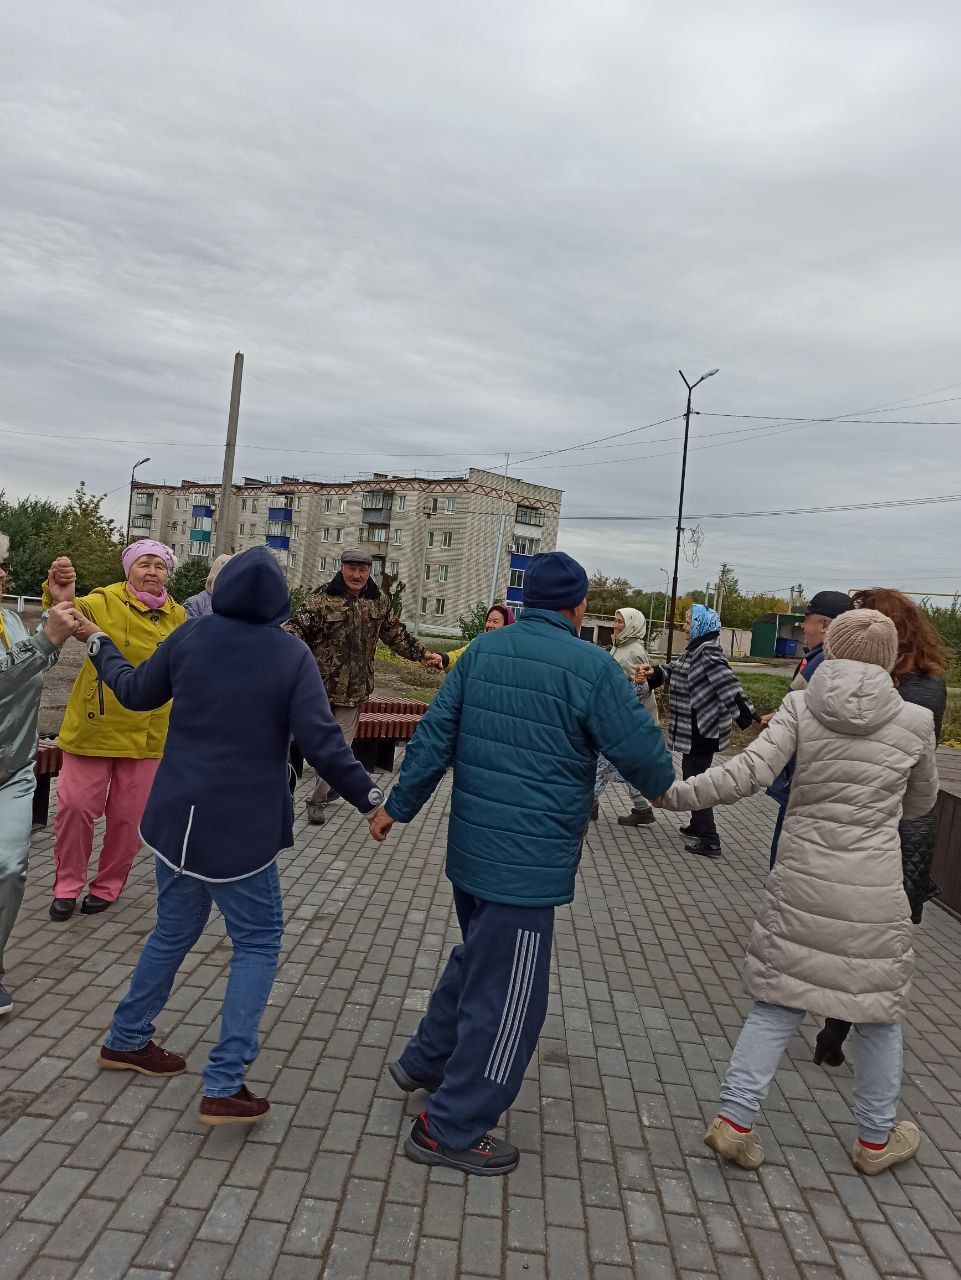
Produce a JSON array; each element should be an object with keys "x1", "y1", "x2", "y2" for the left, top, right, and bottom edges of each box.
[{"x1": 130, "y1": 467, "x2": 563, "y2": 634}]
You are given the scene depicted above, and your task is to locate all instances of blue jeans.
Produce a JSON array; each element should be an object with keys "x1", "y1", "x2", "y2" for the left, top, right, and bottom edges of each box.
[
  {"x1": 107, "y1": 858, "x2": 284, "y2": 1096},
  {"x1": 770, "y1": 804, "x2": 786, "y2": 868},
  {"x1": 0, "y1": 765, "x2": 35, "y2": 980},
  {"x1": 720, "y1": 1001, "x2": 903, "y2": 1145},
  {"x1": 400, "y1": 887, "x2": 554, "y2": 1149}
]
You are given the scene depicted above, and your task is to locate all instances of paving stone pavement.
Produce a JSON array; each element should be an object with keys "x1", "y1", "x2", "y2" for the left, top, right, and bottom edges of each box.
[{"x1": 2, "y1": 764, "x2": 961, "y2": 1279}]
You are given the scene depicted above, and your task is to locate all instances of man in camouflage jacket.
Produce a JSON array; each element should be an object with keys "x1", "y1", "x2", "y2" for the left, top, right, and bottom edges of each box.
[{"x1": 286, "y1": 546, "x2": 443, "y2": 823}]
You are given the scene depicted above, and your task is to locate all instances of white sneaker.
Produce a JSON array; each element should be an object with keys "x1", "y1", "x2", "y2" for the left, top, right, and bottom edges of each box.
[
  {"x1": 851, "y1": 1122, "x2": 921, "y2": 1176},
  {"x1": 704, "y1": 1117, "x2": 765, "y2": 1170}
]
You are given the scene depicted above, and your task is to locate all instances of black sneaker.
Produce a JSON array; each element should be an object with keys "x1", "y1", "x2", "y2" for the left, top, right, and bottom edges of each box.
[
  {"x1": 679, "y1": 823, "x2": 694, "y2": 837},
  {"x1": 405, "y1": 1112, "x2": 520, "y2": 1177},
  {"x1": 388, "y1": 1060, "x2": 443, "y2": 1095},
  {"x1": 617, "y1": 809, "x2": 656, "y2": 827},
  {"x1": 80, "y1": 894, "x2": 111, "y2": 915},
  {"x1": 49, "y1": 898, "x2": 77, "y2": 922},
  {"x1": 684, "y1": 836, "x2": 723, "y2": 858}
]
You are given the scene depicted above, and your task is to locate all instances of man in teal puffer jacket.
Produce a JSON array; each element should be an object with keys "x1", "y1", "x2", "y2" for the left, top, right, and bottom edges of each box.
[{"x1": 373, "y1": 552, "x2": 675, "y2": 1176}]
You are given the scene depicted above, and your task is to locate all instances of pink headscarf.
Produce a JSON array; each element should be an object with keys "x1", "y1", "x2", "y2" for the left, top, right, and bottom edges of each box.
[
  {"x1": 487, "y1": 604, "x2": 515, "y2": 626},
  {"x1": 122, "y1": 540, "x2": 177, "y2": 609}
]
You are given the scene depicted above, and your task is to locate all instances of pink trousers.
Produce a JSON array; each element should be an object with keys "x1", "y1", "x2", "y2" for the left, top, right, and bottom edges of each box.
[{"x1": 53, "y1": 753, "x2": 160, "y2": 902}]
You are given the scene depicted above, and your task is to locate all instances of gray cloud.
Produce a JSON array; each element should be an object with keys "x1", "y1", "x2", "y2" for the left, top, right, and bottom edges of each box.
[{"x1": 3, "y1": 0, "x2": 960, "y2": 598}]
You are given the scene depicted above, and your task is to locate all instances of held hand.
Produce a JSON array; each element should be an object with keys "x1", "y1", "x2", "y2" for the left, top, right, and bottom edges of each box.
[
  {"x1": 367, "y1": 806, "x2": 394, "y2": 843},
  {"x1": 651, "y1": 793, "x2": 667, "y2": 809},
  {"x1": 634, "y1": 663, "x2": 655, "y2": 684},
  {"x1": 47, "y1": 557, "x2": 77, "y2": 604},
  {"x1": 43, "y1": 602, "x2": 81, "y2": 646},
  {"x1": 759, "y1": 712, "x2": 775, "y2": 729},
  {"x1": 421, "y1": 652, "x2": 444, "y2": 670},
  {"x1": 70, "y1": 611, "x2": 101, "y2": 643}
]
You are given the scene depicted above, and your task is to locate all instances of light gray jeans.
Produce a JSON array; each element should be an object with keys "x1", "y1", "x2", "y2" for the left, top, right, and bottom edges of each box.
[
  {"x1": 0, "y1": 764, "x2": 35, "y2": 981},
  {"x1": 720, "y1": 1001, "x2": 902, "y2": 1145},
  {"x1": 309, "y1": 704, "x2": 362, "y2": 804}
]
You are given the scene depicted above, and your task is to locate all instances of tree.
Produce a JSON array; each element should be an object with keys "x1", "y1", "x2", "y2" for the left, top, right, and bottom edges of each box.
[
  {"x1": 168, "y1": 557, "x2": 210, "y2": 602},
  {"x1": 458, "y1": 600, "x2": 489, "y2": 642},
  {"x1": 586, "y1": 572, "x2": 633, "y2": 616},
  {"x1": 0, "y1": 484, "x2": 124, "y2": 596},
  {"x1": 0, "y1": 492, "x2": 60, "y2": 596}
]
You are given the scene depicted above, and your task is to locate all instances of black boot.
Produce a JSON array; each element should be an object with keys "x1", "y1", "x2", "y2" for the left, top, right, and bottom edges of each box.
[
  {"x1": 814, "y1": 1019, "x2": 850, "y2": 1068},
  {"x1": 617, "y1": 807, "x2": 656, "y2": 827},
  {"x1": 684, "y1": 835, "x2": 722, "y2": 858}
]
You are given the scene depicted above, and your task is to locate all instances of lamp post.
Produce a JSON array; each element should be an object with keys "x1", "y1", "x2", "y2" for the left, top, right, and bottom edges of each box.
[
  {"x1": 126, "y1": 457, "x2": 151, "y2": 544},
  {"x1": 665, "y1": 368, "x2": 719, "y2": 660}
]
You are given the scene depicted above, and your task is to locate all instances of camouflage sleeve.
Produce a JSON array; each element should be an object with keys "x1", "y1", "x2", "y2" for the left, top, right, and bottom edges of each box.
[
  {"x1": 284, "y1": 593, "x2": 324, "y2": 647},
  {"x1": 379, "y1": 609, "x2": 426, "y2": 663}
]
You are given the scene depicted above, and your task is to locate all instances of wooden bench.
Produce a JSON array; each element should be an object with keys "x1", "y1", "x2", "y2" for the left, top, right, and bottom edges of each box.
[
  {"x1": 32, "y1": 699, "x2": 431, "y2": 825},
  {"x1": 32, "y1": 741, "x2": 63, "y2": 828}
]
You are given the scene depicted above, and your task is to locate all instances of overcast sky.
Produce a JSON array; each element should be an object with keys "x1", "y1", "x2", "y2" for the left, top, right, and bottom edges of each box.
[{"x1": 4, "y1": 1, "x2": 960, "y2": 599}]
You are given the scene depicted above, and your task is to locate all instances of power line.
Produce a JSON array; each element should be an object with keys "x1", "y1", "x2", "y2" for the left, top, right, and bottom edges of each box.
[
  {"x1": 699, "y1": 413, "x2": 961, "y2": 426},
  {"x1": 560, "y1": 492, "x2": 961, "y2": 521}
]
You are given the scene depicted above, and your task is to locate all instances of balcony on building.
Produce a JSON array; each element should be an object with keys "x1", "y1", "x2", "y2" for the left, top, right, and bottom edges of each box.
[
  {"x1": 189, "y1": 528, "x2": 211, "y2": 544},
  {"x1": 192, "y1": 504, "x2": 214, "y2": 519},
  {"x1": 130, "y1": 515, "x2": 152, "y2": 531},
  {"x1": 514, "y1": 505, "x2": 546, "y2": 529},
  {"x1": 266, "y1": 533, "x2": 291, "y2": 550},
  {"x1": 134, "y1": 492, "x2": 153, "y2": 509},
  {"x1": 361, "y1": 491, "x2": 392, "y2": 524},
  {"x1": 267, "y1": 505, "x2": 293, "y2": 524}
]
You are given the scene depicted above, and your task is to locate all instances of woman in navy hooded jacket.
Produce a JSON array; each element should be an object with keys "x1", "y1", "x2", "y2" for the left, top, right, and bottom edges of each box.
[{"x1": 74, "y1": 548, "x2": 385, "y2": 1126}]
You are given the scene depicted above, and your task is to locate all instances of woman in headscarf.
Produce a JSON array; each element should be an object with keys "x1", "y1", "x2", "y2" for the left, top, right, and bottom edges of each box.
[
  {"x1": 639, "y1": 604, "x2": 756, "y2": 858},
  {"x1": 440, "y1": 604, "x2": 515, "y2": 670},
  {"x1": 182, "y1": 554, "x2": 233, "y2": 618},
  {"x1": 592, "y1": 608, "x2": 661, "y2": 827},
  {"x1": 43, "y1": 540, "x2": 186, "y2": 921}
]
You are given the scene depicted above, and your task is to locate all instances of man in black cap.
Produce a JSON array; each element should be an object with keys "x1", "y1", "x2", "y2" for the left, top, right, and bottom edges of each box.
[
  {"x1": 765, "y1": 590, "x2": 855, "y2": 865},
  {"x1": 286, "y1": 546, "x2": 443, "y2": 823}
]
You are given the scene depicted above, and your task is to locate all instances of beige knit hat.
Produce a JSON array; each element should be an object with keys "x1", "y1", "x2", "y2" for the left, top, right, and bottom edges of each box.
[{"x1": 825, "y1": 608, "x2": 898, "y2": 672}]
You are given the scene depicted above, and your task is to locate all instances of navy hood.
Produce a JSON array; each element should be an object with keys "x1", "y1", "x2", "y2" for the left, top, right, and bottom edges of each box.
[{"x1": 212, "y1": 547, "x2": 290, "y2": 625}]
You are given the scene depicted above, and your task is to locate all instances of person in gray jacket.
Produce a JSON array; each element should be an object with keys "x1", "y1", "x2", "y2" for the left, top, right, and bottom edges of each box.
[
  {"x1": 657, "y1": 609, "x2": 939, "y2": 1178},
  {"x1": 0, "y1": 533, "x2": 79, "y2": 1014}
]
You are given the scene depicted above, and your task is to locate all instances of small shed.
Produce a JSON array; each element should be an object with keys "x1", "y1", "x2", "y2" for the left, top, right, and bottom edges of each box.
[{"x1": 750, "y1": 612, "x2": 805, "y2": 660}]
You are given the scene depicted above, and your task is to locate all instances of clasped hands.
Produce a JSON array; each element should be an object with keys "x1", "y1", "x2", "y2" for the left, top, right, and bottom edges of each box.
[{"x1": 420, "y1": 652, "x2": 444, "y2": 670}]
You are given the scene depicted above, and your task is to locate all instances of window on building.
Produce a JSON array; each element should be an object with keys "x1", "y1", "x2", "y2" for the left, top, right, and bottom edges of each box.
[
  {"x1": 252, "y1": 500, "x2": 259, "y2": 514},
  {"x1": 420, "y1": 596, "x2": 428, "y2": 614},
  {"x1": 388, "y1": 560, "x2": 400, "y2": 576},
  {"x1": 437, "y1": 565, "x2": 449, "y2": 582},
  {"x1": 371, "y1": 527, "x2": 387, "y2": 543},
  {"x1": 319, "y1": 556, "x2": 327, "y2": 570},
  {"x1": 424, "y1": 564, "x2": 431, "y2": 580},
  {"x1": 175, "y1": 499, "x2": 180, "y2": 510},
  {"x1": 295, "y1": 496, "x2": 302, "y2": 510},
  {"x1": 288, "y1": 552, "x2": 297, "y2": 568},
  {"x1": 338, "y1": 498, "x2": 347, "y2": 513},
  {"x1": 442, "y1": 531, "x2": 453, "y2": 549},
  {"x1": 512, "y1": 535, "x2": 540, "y2": 556},
  {"x1": 322, "y1": 528, "x2": 330, "y2": 542},
  {"x1": 435, "y1": 598, "x2": 446, "y2": 616},
  {"x1": 516, "y1": 505, "x2": 546, "y2": 527},
  {"x1": 427, "y1": 531, "x2": 435, "y2": 548},
  {"x1": 396, "y1": 494, "x2": 406, "y2": 512},
  {"x1": 510, "y1": 569, "x2": 525, "y2": 589},
  {"x1": 334, "y1": 528, "x2": 343, "y2": 543},
  {"x1": 239, "y1": 522, "x2": 245, "y2": 536},
  {"x1": 241, "y1": 498, "x2": 247, "y2": 512},
  {"x1": 293, "y1": 524, "x2": 300, "y2": 539},
  {"x1": 430, "y1": 497, "x2": 438, "y2": 514},
  {"x1": 445, "y1": 497, "x2": 456, "y2": 514},
  {"x1": 324, "y1": 497, "x2": 332, "y2": 513},
  {"x1": 393, "y1": 529, "x2": 402, "y2": 546},
  {"x1": 181, "y1": 521, "x2": 187, "y2": 534}
]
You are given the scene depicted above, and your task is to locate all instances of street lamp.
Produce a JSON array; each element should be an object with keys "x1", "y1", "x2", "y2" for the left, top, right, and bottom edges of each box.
[
  {"x1": 126, "y1": 457, "x2": 151, "y2": 544},
  {"x1": 666, "y1": 368, "x2": 718, "y2": 661}
]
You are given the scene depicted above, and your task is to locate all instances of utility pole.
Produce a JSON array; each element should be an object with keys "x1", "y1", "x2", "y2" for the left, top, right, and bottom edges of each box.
[
  {"x1": 215, "y1": 353, "x2": 244, "y2": 556},
  {"x1": 487, "y1": 453, "x2": 511, "y2": 609},
  {"x1": 716, "y1": 562, "x2": 729, "y2": 620},
  {"x1": 666, "y1": 367, "x2": 719, "y2": 660}
]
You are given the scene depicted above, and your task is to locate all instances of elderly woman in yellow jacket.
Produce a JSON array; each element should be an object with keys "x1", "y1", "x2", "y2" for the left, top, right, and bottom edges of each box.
[{"x1": 45, "y1": 541, "x2": 186, "y2": 922}]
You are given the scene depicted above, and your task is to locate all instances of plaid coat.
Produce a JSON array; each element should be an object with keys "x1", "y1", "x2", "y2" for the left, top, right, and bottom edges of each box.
[{"x1": 648, "y1": 633, "x2": 754, "y2": 753}]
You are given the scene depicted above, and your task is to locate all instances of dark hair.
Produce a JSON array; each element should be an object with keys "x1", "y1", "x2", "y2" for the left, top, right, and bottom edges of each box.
[{"x1": 851, "y1": 588, "x2": 949, "y2": 680}]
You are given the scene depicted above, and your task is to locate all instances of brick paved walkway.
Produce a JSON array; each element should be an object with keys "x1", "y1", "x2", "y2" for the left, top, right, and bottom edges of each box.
[{"x1": 2, "y1": 767, "x2": 961, "y2": 1279}]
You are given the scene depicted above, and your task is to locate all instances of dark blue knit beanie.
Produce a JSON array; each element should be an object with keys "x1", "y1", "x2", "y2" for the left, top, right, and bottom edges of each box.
[{"x1": 522, "y1": 552, "x2": 589, "y2": 611}]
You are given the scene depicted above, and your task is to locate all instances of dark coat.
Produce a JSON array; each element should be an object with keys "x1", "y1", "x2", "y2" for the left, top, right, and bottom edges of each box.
[
  {"x1": 897, "y1": 671, "x2": 947, "y2": 922},
  {"x1": 88, "y1": 548, "x2": 384, "y2": 881}
]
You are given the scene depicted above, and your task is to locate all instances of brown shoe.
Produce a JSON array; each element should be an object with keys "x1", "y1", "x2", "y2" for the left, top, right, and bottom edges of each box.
[
  {"x1": 199, "y1": 1085, "x2": 270, "y2": 1126},
  {"x1": 98, "y1": 1041, "x2": 187, "y2": 1077}
]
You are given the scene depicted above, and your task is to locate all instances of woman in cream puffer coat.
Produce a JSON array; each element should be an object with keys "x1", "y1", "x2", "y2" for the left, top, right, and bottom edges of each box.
[
  {"x1": 592, "y1": 608, "x2": 661, "y2": 826},
  {"x1": 659, "y1": 609, "x2": 939, "y2": 1177}
]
